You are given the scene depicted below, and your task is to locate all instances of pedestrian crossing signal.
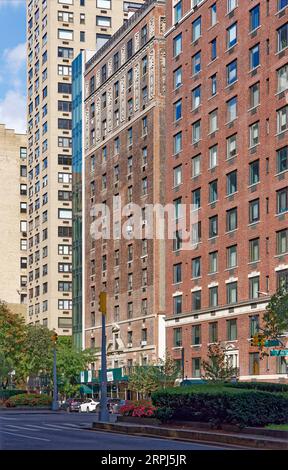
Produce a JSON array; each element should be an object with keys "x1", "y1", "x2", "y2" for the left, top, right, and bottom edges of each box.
[
  {"x1": 51, "y1": 333, "x2": 58, "y2": 344},
  {"x1": 251, "y1": 333, "x2": 265, "y2": 347}
]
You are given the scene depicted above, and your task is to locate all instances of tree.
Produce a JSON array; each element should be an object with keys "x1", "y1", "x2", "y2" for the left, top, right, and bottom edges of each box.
[
  {"x1": 202, "y1": 343, "x2": 239, "y2": 382},
  {"x1": 128, "y1": 354, "x2": 181, "y2": 398},
  {"x1": 18, "y1": 325, "x2": 54, "y2": 390},
  {"x1": 0, "y1": 302, "x2": 26, "y2": 388},
  {"x1": 263, "y1": 289, "x2": 288, "y2": 340},
  {"x1": 56, "y1": 337, "x2": 96, "y2": 398}
]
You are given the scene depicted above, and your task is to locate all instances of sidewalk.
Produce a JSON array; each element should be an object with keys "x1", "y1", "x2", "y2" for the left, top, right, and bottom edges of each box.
[{"x1": 90, "y1": 421, "x2": 288, "y2": 450}]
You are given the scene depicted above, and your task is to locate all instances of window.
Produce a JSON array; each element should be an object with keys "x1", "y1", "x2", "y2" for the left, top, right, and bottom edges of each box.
[
  {"x1": 277, "y1": 105, "x2": 288, "y2": 133},
  {"x1": 142, "y1": 55, "x2": 147, "y2": 75},
  {"x1": 97, "y1": 0, "x2": 111, "y2": 7},
  {"x1": 192, "y1": 188, "x2": 201, "y2": 210},
  {"x1": 192, "y1": 257, "x2": 201, "y2": 278},
  {"x1": 209, "y1": 109, "x2": 218, "y2": 133},
  {"x1": 249, "y1": 238, "x2": 260, "y2": 263},
  {"x1": 58, "y1": 282, "x2": 72, "y2": 293},
  {"x1": 58, "y1": 209, "x2": 72, "y2": 219},
  {"x1": 249, "y1": 352, "x2": 260, "y2": 375},
  {"x1": 227, "y1": 245, "x2": 237, "y2": 268},
  {"x1": 58, "y1": 172, "x2": 72, "y2": 184},
  {"x1": 174, "y1": 0, "x2": 182, "y2": 23},
  {"x1": 58, "y1": 263, "x2": 72, "y2": 273},
  {"x1": 174, "y1": 67, "x2": 182, "y2": 88},
  {"x1": 226, "y1": 135, "x2": 237, "y2": 160},
  {"x1": 277, "y1": 357, "x2": 287, "y2": 374},
  {"x1": 58, "y1": 101, "x2": 72, "y2": 112},
  {"x1": 58, "y1": 300, "x2": 72, "y2": 310},
  {"x1": 58, "y1": 29, "x2": 73, "y2": 40},
  {"x1": 209, "y1": 145, "x2": 217, "y2": 169},
  {"x1": 249, "y1": 121, "x2": 260, "y2": 147},
  {"x1": 227, "y1": 0, "x2": 237, "y2": 13},
  {"x1": 173, "y1": 295, "x2": 182, "y2": 315},
  {"x1": 249, "y1": 198, "x2": 260, "y2": 223},
  {"x1": 127, "y1": 69, "x2": 133, "y2": 87},
  {"x1": 192, "y1": 154, "x2": 201, "y2": 177},
  {"x1": 173, "y1": 230, "x2": 182, "y2": 251},
  {"x1": 173, "y1": 328, "x2": 182, "y2": 347},
  {"x1": 250, "y1": 82, "x2": 260, "y2": 109},
  {"x1": 249, "y1": 276, "x2": 260, "y2": 299},
  {"x1": 209, "y1": 180, "x2": 218, "y2": 203},
  {"x1": 174, "y1": 165, "x2": 182, "y2": 187},
  {"x1": 209, "y1": 322, "x2": 218, "y2": 342},
  {"x1": 174, "y1": 197, "x2": 183, "y2": 220},
  {"x1": 227, "y1": 22, "x2": 237, "y2": 48},
  {"x1": 96, "y1": 33, "x2": 111, "y2": 49},
  {"x1": 277, "y1": 64, "x2": 288, "y2": 93},
  {"x1": 226, "y1": 207, "x2": 237, "y2": 232},
  {"x1": 210, "y1": 3, "x2": 217, "y2": 26},
  {"x1": 278, "y1": 23, "x2": 288, "y2": 52},
  {"x1": 250, "y1": 315, "x2": 259, "y2": 337},
  {"x1": 141, "y1": 24, "x2": 148, "y2": 45},
  {"x1": 127, "y1": 38, "x2": 133, "y2": 59},
  {"x1": 192, "y1": 51, "x2": 201, "y2": 74},
  {"x1": 192, "y1": 325, "x2": 201, "y2": 345},
  {"x1": 192, "y1": 85, "x2": 201, "y2": 109},
  {"x1": 250, "y1": 44, "x2": 260, "y2": 69},
  {"x1": 191, "y1": 222, "x2": 201, "y2": 244},
  {"x1": 211, "y1": 73, "x2": 217, "y2": 96},
  {"x1": 249, "y1": 160, "x2": 260, "y2": 185},
  {"x1": 192, "y1": 120, "x2": 201, "y2": 143},
  {"x1": 250, "y1": 4, "x2": 260, "y2": 32},
  {"x1": 209, "y1": 286, "x2": 218, "y2": 307},
  {"x1": 96, "y1": 16, "x2": 111, "y2": 27},
  {"x1": 174, "y1": 99, "x2": 182, "y2": 121},
  {"x1": 209, "y1": 251, "x2": 218, "y2": 274},
  {"x1": 227, "y1": 96, "x2": 237, "y2": 122},
  {"x1": 58, "y1": 245, "x2": 72, "y2": 255},
  {"x1": 227, "y1": 319, "x2": 237, "y2": 340},
  {"x1": 227, "y1": 60, "x2": 237, "y2": 85},
  {"x1": 173, "y1": 33, "x2": 182, "y2": 56},
  {"x1": 277, "y1": 187, "x2": 288, "y2": 213},
  {"x1": 277, "y1": 229, "x2": 288, "y2": 255},
  {"x1": 227, "y1": 283, "x2": 237, "y2": 304},
  {"x1": 192, "y1": 17, "x2": 201, "y2": 42},
  {"x1": 173, "y1": 263, "x2": 182, "y2": 284},
  {"x1": 211, "y1": 38, "x2": 217, "y2": 61},
  {"x1": 226, "y1": 170, "x2": 237, "y2": 195},
  {"x1": 277, "y1": 269, "x2": 288, "y2": 291},
  {"x1": 192, "y1": 358, "x2": 201, "y2": 378},
  {"x1": 192, "y1": 290, "x2": 201, "y2": 310},
  {"x1": 174, "y1": 132, "x2": 182, "y2": 154}
]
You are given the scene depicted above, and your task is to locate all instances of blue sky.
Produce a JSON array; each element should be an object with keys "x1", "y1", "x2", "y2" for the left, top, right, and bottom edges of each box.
[{"x1": 0, "y1": 0, "x2": 26, "y2": 133}]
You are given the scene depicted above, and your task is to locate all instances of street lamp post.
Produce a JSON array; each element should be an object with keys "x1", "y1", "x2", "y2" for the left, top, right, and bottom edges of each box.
[
  {"x1": 99, "y1": 292, "x2": 109, "y2": 422},
  {"x1": 51, "y1": 333, "x2": 59, "y2": 411}
]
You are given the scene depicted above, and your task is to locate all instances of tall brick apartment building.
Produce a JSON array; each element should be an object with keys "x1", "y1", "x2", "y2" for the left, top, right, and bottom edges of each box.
[
  {"x1": 83, "y1": 0, "x2": 167, "y2": 375},
  {"x1": 165, "y1": 0, "x2": 288, "y2": 381}
]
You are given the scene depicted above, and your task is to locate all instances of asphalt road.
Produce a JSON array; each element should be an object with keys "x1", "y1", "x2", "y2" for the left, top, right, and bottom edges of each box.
[{"x1": 0, "y1": 411, "x2": 232, "y2": 450}]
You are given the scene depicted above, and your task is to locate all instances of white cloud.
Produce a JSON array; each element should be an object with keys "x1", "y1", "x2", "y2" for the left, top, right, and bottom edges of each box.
[
  {"x1": 0, "y1": 89, "x2": 26, "y2": 134},
  {"x1": 3, "y1": 42, "x2": 26, "y2": 74}
]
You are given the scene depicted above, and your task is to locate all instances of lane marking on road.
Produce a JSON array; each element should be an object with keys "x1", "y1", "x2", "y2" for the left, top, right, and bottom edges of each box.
[
  {"x1": 6, "y1": 424, "x2": 47, "y2": 432},
  {"x1": 0, "y1": 417, "x2": 17, "y2": 420},
  {"x1": 1, "y1": 431, "x2": 50, "y2": 442}
]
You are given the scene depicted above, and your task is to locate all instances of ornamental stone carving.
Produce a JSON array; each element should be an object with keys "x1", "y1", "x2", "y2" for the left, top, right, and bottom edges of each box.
[
  {"x1": 120, "y1": 75, "x2": 126, "y2": 123},
  {"x1": 121, "y1": 45, "x2": 126, "y2": 66},
  {"x1": 159, "y1": 48, "x2": 166, "y2": 95},
  {"x1": 134, "y1": 63, "x2": 140, "y2": 112},
  {"x1": 134, "y1": 31, "x2": 140, "y2": 52},
  {"x1": 148, "y1": 49, "x2": 155, "y2": 99},
  {"x1": 107, "y1": 86, "x2": 113, "y2": 132},
  {"x1": 95, "y1": 96, "x2": 101, "y2": 143},
  {"x1": 159, "y1": 16, "x2": 166, "y2": 35},
  {"x1": 96, "y1": 70, "x2": 101, "y2": 89},
  {"x1": 149, "y1": 16, "x2": 155, "y2": 39},
  {"x1": 108, "y1": 58, "x2": 113, "y2": 78}
]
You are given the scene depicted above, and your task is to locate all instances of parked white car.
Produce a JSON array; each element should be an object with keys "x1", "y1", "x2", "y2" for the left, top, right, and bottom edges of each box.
[{"x1": 79, "y1": 399, "x2": 100, "y2": 413}]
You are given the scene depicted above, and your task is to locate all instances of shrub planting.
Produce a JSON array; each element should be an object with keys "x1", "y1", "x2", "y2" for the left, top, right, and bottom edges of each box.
[
  {"x1": 224, "y1": 381, "x2": 288, "y2": 393},
  {"x1": 5, "y1": 393, "x2": 52, "y2": 408},
  {"x1": 152, "y1": 385, "x2": 288, "y2": 428},
  {"x1": 0, "y1": 390, "x2": 26, "y2": 401}
]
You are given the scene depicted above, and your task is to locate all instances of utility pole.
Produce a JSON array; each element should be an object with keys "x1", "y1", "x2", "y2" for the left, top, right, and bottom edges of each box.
[
  {"x1": 51, "y1": 332, "x2": 59, "y2": 411},
  {"x1": 99, "y1": 292, "x2": 109, "y2": 422}
]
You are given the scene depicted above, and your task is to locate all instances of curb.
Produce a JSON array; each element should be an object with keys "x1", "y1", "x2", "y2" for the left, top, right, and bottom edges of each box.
[{"x1": 91, "y1": 422, "x2": 288, "y2": 450}]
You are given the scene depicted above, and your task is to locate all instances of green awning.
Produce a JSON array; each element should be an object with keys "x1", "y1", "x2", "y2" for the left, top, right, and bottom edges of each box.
[{"x1": 80, "y1": 385, "x2": 93, "y2": 394}]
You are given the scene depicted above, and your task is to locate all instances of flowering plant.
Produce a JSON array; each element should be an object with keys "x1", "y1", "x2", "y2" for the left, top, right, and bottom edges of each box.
[{"x1": 119, "y1": 402, "x2": 156, "y2": 418}]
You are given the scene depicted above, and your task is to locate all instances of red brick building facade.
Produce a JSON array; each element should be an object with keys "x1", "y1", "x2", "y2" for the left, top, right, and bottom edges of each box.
[
  {"x1": 165, "y1": 0, "x2": 288, "y2": 381},
  {"x1": 84, "y1": 0, "x2": 167, "y2": 374}
]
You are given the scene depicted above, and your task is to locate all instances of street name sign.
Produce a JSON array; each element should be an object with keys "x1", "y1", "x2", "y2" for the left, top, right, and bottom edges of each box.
[
  {"x1": 270, "y1": 349, "x2": 288, "y2": 357},
  {"x1": 264, "y1": 340, "x2": 280, "y2": 347}
]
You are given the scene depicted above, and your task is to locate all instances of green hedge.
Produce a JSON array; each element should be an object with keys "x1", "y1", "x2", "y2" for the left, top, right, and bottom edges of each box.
[
  {"x1": 152, "y1": 386, "x2": 288, "y2": 428},
  {"x1": 0, "y1": 390, "x2": 26, "y2": 401},
  {"x1": 5, "y1": 393, "x2": 52, "y2": 408},
  {"x1": 224, "y1": 382, "x2": 288, "y2": 393}
]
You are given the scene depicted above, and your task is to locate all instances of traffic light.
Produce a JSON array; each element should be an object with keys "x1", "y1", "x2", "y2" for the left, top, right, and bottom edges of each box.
[
  {"x1": 51, "y1": 332, "x2": 58, "y2": 344},
  {"x1": 251, "y1": 333, "x2": 265, "y2": 347},
  {"x1": 99, "y1": 291, "x2": 107, "y2": 315}
]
